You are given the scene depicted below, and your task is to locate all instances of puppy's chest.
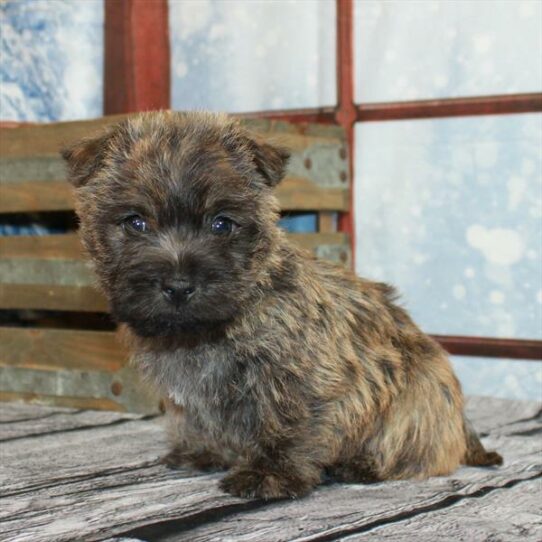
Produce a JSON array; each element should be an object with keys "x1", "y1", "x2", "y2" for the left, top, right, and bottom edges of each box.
[{"x1": 137, "y1": 344, "x2": 255, "y2": 422}]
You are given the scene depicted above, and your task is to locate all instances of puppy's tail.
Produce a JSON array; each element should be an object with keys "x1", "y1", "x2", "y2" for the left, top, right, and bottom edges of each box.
[{"x1": 462, "y1": 417, "x2": 503, "y2": 467}]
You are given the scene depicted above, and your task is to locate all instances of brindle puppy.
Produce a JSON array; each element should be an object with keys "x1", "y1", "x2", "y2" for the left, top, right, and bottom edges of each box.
[{"x1": 63, "y1": 111, "x2": 501, "y2": 499}]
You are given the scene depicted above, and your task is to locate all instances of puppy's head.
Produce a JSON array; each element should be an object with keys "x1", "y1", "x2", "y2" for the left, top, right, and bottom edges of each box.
[{"x1": 62, "y1": 111, "x2": 289, "y2": 337}]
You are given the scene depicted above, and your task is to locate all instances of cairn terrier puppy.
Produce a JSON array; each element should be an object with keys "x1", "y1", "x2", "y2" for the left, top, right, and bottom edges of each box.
[{"x1": 63, "y1": 111, "x2": 501, "y2": 499}]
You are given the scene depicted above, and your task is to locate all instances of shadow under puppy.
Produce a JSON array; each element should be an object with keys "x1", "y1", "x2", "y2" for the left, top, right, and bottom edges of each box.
[{"x1": 63, "y1": 111, "x2": 502, "y2": 499}]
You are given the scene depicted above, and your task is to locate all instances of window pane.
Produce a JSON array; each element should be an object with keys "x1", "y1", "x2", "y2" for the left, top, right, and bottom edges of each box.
[
  {"x1": 169, "y1": 0, "x2": 336, "y2": 112},
  {"x1": 354, "y1": 114, "x2": 542, "y2": 340},
  {"x1": 0, "y1": 0, "x2": 104, "y2": 121},
  {"x1": 451, "y1": 357, "x2": 541, "y2": 401},
  {"x1": 355, "y1": 0, "x2": 542, "y2": 102}
]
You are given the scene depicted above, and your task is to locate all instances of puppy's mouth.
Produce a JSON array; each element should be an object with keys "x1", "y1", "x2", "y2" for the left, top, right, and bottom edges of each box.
[
  {"x1": 121, "y1": 314, "x2": 231, "y2": 338},
  {"x1": 109, "y1": 291, "x2": 239, "y2": 338}
]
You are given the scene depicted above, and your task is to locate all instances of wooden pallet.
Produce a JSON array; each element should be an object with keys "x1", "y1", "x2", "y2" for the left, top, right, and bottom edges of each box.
[
  {"x1": 0, "y1": 115, "x2": 350, "y2": 413},
  {"x1": 1, "y1": 396, "x2": 540, "y2": 541}
]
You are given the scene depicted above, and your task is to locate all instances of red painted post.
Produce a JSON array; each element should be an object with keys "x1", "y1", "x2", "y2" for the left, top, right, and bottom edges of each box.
[
  {"x1": 104, "y1": 0, "x2": 170, "y2": 114},
  {"x1": 335, "y1": 0, "x2": 357, "y2": 266}
]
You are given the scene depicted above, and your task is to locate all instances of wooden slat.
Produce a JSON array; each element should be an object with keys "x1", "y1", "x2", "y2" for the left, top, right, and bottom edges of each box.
[
  {"x1": 0, "y1": 180, "x2": 73, "y2": 213},
  {"x1": 357, "y1": 93, "x2": 542, "y2": 122},
  {"x1": 0, "y1": 284, "x2": 108, "y2": 312},
  {"x1": 0, "y1": 391, "x2": 125, "y2": 412},
  {"x1": 0, "y1": 233, "x2": 83, "y2": 259},
  {"x1": 0, "y1": 116, "x2": 129, "y2": 158},
  {"x1": 0, "y1": 116, "x2": 345, "y2": 159},
  {"x1": 0, "y1": 233, "x2": 349, "y2": 262},
  {"x1": 0, "y1": 327, "x2": 125, "y2": 373},
  {"x1": 0, "y1": 234, "x2": 349, "y2": 310},
  {"x1": 0, "y1": 178, "x2": 349, "y2": 213},
  {"x1": 1, "y1": 365, "x2": 158, "y2": 414},
  {"x1": 318, "y1": 211, "x2": 336, "y2": 233},
  {"x1": 290, "y1": 232, "x2": 349, "y2": 253},
  {"x1": 276, "y1": 178, "x2": 349, "y2": 211}
]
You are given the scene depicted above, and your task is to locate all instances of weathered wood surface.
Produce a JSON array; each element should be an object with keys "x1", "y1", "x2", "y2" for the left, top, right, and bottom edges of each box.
[{"x1": 0, "y1": 396, "x2": 540, "y2": 542}]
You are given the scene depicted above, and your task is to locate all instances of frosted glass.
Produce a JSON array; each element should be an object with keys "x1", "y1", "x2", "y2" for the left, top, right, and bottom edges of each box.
[
  {"x1": 169, "y1": 0, "x2": 336, "y2": 112},
  {"x1": 355, "y1": 0, "x2": 542, "y2": 102},
  {"x1": 452, "y1": 357, "x2": 541, "y2": 401},
  {"x1": 0, "y1": 0, "x2": 104, "y2": 122},
  {"x1": 355, "y1": 114, "x2": 542, "y2": 340}
]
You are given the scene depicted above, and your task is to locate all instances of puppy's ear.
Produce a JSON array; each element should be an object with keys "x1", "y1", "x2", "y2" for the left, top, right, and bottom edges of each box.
[
  {"x1": 61, "y1": 131, "x2": 112, "y2": 187},
  {"x1": 247, "y1": 137, "x2": 290, "y2": 187}
]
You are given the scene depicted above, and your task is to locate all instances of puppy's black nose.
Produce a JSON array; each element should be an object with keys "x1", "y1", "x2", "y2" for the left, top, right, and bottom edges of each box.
[{"x1": 161, "y1": 279, "x2": 196, "y2": 305}]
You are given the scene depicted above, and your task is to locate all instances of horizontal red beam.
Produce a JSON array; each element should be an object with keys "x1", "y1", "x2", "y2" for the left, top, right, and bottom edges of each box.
[
  {"x1": 233, "y1": 93, "x2": 542, "y2": 127},
  {"x1": 356, "y1": 93, "x2": 542, "y2": 122},
  {"x1": 236, "y1": 107, "x2": 336, "y2": 125},
  {"x1": 433, "y1": 335, "x2": 542, "y2": 361}
]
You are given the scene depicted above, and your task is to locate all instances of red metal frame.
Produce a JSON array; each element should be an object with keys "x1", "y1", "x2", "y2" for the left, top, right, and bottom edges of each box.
[
  {"x1": 2, "y1": 0, "x2": 541, "y2": 361},
  {"x1": 434, "y1": 336, "x2": 542, "y2": 361}
]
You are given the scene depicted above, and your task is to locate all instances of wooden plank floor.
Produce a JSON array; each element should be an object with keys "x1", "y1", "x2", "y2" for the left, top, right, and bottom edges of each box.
[{"x1": 1, "y1": 397, "x2": 540, "y2": 542}]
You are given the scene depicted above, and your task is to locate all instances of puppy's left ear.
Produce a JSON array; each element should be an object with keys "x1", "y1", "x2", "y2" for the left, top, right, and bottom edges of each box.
[
  {"x1": 247, "y1": 138, "x2": 290, "y2": 187},
  {"x1": 61, "y1": 131, "x2": 112, "y2": 188}
]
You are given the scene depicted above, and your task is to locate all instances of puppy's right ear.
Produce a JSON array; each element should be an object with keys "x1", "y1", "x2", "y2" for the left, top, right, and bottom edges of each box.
[{"x1": 61, "y1": 132, "x2": 111, "y2": 187}]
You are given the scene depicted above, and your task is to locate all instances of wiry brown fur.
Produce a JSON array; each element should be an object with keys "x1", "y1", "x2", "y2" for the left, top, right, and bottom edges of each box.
[{"x1": 63, "y1": 111, "x2": 502, "y2": 499}]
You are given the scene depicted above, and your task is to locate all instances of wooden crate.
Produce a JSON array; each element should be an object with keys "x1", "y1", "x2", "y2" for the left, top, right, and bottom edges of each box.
[{"x1": 0, "y1": 115, "x2": 350, "y2": 413}]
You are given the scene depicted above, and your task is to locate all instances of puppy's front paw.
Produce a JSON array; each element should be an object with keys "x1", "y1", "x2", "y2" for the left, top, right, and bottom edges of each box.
[
  {"x1": 160, "y1": 448, "x2": 228, "y2": 472},
  {"x1": 219, "y1": 468, "x2": 313, "y2": 499}
]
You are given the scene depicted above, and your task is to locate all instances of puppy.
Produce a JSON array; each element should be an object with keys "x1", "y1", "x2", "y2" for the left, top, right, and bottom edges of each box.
[{"x1": 63, "y1": 111, "x2": 501, "y2": 499}]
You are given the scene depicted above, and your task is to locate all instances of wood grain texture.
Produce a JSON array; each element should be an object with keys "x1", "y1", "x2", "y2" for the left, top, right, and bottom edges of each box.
[
  {"x1": 0, "y1": 327, "x2": 126, "y2": 373},
  {"x1": 318, "y1": 212, "x2": 336, "y2": 234},
  {"x1": 346, "y1": 479, "x2": 542, "y2": 541},
  {"x1": 0, "y1": 233, "x2": 349, "y2": 262},
  {"x1": 0, "y1": 283, "x2": 107, "y2": 311},
  {"x1": 0, "y1": 391, "x2": 127, "y2": 413},
  {"x1": 0, "y1": 408, "x2": 144, "y2": 442},
  {"x1": 0, "y1": 233, "x2": 83, "y2": 259},
  {"x1": 1, "y1": 365, "x2": 159, "y2": 415},
  {"x1": 0, "y1": 397, "x2": 539, "y2": 542},
  {"x1": 0, "y1": 180, "x2": 73, "y2": 213},
  {"x1": 0, "y1": 178, "x2": 348, "y2": 213},
  {"x1": 0, "y1": 402, "x2": 77, "y2": 423}
]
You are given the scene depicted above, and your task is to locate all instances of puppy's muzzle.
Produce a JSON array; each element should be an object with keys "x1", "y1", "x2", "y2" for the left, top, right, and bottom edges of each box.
[{"x1": 161, "y1": 278, "x2": 196, "y2": 306}]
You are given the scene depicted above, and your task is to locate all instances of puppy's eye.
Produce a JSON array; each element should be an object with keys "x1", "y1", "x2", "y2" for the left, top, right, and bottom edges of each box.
[
  {"x1": 211, "y1": 216, "x2": 237, "y2": 235},
  {"x1": 123, "y1": 215, "x2": 148, "y2": 233}
]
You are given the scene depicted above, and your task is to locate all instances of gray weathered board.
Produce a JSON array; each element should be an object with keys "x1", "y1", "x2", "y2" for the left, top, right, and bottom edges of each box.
[{"x1": 0, "y1": 396, "x2": 541, "y2": 542}]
